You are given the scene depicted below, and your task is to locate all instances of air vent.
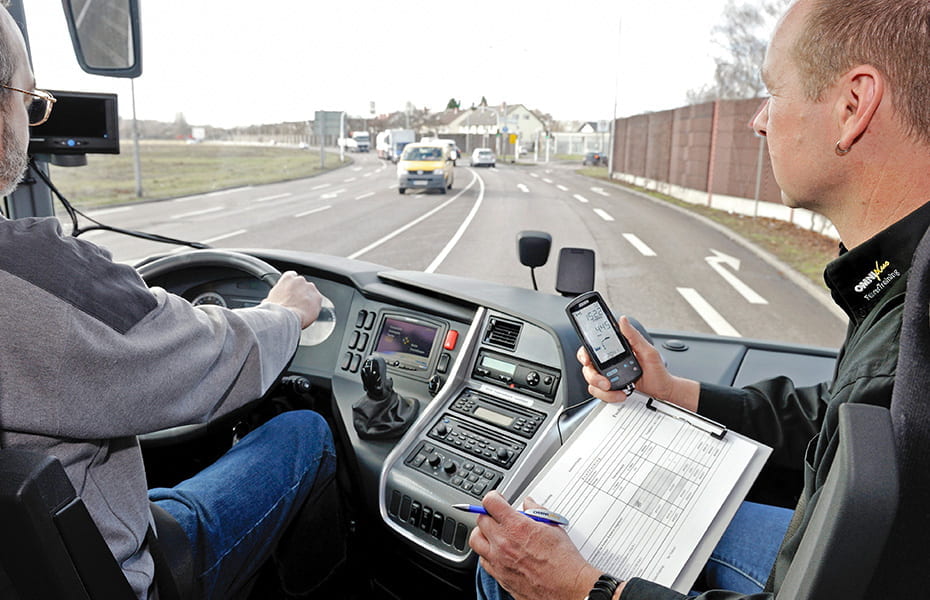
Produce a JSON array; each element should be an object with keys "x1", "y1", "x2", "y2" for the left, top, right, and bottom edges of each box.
[{"x1": 483, "y1": 317, "x2": 522, "y2": 351}]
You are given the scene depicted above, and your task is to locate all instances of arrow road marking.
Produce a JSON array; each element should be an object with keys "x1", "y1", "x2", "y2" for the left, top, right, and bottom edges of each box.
[
  {"x1": 677, "y1": 287, "x2": 741, "y2": 337},
  {"x1": 622, "y1": 233, "x2": 656, "y2": 256},
  {"x1": 705, "y1": 249, "x2": 768, "y2": 304}
]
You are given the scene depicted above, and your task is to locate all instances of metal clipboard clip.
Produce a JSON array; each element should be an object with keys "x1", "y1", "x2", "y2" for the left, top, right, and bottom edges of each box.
[{"x1": 646, "y1": 397, "x2": 728, "y2": 440}]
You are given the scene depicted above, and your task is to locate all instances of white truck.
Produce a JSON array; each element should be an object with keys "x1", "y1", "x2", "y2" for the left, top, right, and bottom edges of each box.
[
  {"x1": 375, "y1": 129, "x2": 416, "y2": 162},
  {"x1": 351, "y1": 131, "x2": 371, "y2": 152},
  {"x1": 338, "y1": 131, "x2": 371, "y2": 152}
]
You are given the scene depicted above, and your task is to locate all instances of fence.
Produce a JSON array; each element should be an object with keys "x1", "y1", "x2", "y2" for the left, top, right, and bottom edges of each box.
[{"x1": 610, "y1": 98, "x2": 836, "y2": 237}]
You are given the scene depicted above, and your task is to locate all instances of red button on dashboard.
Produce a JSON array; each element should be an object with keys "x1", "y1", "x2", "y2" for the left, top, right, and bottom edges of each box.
[{"x1": 443, "y1": 330, "x2": 459, "y2": 350}]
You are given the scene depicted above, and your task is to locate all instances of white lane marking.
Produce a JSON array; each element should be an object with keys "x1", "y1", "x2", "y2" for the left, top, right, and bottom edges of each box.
[
  {"x1": 705, "y1": 249, "x2": 768, "y2": 304},
  {"x1": 344, "y1": 177, "x2": 357, "y2": 182},
  {"x1": 171, "y1": 206, "x2": 224, "y2": 219},
  {"x1": 321, "y1": 189, "x2": 346, "y2": 199},
  {"x1": 573, "y1": 194, "x2": 589, "y2": 203},
  {"x1": 593, "y1": 208, "x2": 614, "y2": 221},
  {"x1": 206, "y1": 187, "x2": 250, "y2": 197},
  {"x1": 171, "y1": 228, "x2": 248, "y2": 253},
  {"x1": 256, "y1": 192, "x2": 292, "y2": 203},
  {"x1": 556, "y1": 184, "x2": 568, "y2": 191},
  {"x1": 355, "y1": 191, "x2": 375, "y2": 200},
  {"x1": 311, "y1": 183, "x2": 331, "y2": 190},
  {"x1": 426, "y1": 174, "x2": 485, "y2": 273},
  {"x1": 201, "y1": 229, "x2": 247, "y2": 244},
  {"x1": 591, "y1": 187, "x2": 610, "y2": 197},
  {"x1": 542, "y1": 178, "x2": 553, "y2": 184},
  {"x1": 530, "y1": 173, "x2": 539, "y2": 178},
  {"x1": 86, "y1": 206, "x2": 132, "y2": 217},
  {"x1": 349, "y1": 173, "x2": 479, "y2": 260},
  {"x1": 363, "y1": 172, "x2": 373, "y2": 177},
  {"x1": 622, "y1": 233, "x2": 657, "y2": 257},
  {"x1": 517, "y1": 184, "x2": 529, "y2": 193},
  {"x1": 295, "y1": 205, "x2": 332, "y2": 218},
  {"x1": 352, "y1": 166, "x2": 363, "y2": 171},
  {"x1": 677, "y1": 287, "x2": 741, "y2": 337}
]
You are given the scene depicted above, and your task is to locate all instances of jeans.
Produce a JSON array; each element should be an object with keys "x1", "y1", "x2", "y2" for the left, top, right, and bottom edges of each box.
[
  {"x1": 149, "y1": 410, "x2": 336, "y2": 600},
  {"x1": 475, "y1": 500, "x2": 793, "y2": 599}
]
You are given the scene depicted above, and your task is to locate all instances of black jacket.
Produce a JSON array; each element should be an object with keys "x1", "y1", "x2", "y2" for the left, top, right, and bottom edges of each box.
[{"x1": 621, "y1": 201, "x2": 930, "y2": 599}]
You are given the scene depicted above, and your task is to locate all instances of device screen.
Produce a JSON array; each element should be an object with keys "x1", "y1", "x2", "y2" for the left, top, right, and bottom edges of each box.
[{"x1": 570, "y1": 299, "x2": 628, "y2": 365}]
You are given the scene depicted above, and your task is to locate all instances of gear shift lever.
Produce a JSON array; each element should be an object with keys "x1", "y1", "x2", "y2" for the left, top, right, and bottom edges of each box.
[
  {"x1": 353, "y1": 356, "x2": 419, "y2": 439},
  {"x1": 360, "y1": 356, "x2": 392, "y2": 401}
]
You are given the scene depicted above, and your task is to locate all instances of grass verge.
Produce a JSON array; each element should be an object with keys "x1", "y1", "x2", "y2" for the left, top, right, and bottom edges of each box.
[
  {"x1": 48, "y1": 141, "x2": 348, "y2": 208},
  {"x1": 578, "y1": 167, "x2": 839, "y2": 289}
]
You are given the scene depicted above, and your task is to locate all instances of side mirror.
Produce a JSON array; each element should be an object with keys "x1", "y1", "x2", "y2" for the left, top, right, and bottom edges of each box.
[
  {"x1": 555, "y1": 247, "x2": 595, "y2": 297},
  {"x1": 61, "y1": 0, "x2": 143, "y2": 78},
  {"x1": 517, "y1": 231, "x2": 551, "y2": 291}
]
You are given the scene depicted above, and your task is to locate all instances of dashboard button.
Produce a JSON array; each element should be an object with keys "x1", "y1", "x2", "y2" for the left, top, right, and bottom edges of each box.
[
  {"x1": 364, "y1": 311, "x2": 376, "y2": 330},
  {"x1": 356, "y1": 310, "x2": 367, "y2": 328}
]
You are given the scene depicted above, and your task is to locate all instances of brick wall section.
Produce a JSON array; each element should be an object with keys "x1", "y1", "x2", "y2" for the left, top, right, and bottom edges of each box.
[{"x1": 611, "y1": 97, "x2": 782, "y2": 205}]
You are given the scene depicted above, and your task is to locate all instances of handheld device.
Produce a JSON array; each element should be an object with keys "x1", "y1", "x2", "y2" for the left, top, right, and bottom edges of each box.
[{"x1": 565, "y1": 291, "x2": 641, "y2": 394}]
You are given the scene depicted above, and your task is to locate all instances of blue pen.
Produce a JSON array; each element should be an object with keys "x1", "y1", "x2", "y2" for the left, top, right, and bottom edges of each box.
[{"x1": 451, "y1": 503, "x2": 570, "y2": 526}]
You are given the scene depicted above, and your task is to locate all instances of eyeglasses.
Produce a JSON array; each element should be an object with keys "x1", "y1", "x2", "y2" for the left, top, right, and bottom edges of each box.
[{"x1": 0, "y1": 85, "x2": 56, "y2": 126}]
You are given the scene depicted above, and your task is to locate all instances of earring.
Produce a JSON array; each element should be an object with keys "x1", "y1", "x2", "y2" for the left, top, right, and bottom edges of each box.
[{"x1": 835, "y1": 141, "x2": 851, "y2": 155}]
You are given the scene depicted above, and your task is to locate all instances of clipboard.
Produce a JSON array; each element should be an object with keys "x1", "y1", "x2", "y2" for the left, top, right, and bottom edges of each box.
[{"x1": 517, "y1": 392, "x2": 771, "y2": 593}]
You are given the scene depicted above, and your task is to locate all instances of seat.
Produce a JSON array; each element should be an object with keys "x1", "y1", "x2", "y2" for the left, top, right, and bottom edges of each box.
[
  {"x1": 776, "y1": 403, "x2": 898, "y2": 599},
  {"x1": 0, "y1": 448, "x2": 194, "y2": 600}
]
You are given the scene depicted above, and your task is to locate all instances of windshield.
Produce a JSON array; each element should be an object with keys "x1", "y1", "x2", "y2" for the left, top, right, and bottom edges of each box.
[
  {"x1": 402, "y1": 147, "x2": 442, "y2": 161},
  {"x1": 19, "y1": 0, "x2": 844, "y2": 349}
]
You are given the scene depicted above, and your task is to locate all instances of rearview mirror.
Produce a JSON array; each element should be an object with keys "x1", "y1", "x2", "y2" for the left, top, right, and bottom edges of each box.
[{"x1": 61, "y1": 0, "x2": 142, "y2": 78}]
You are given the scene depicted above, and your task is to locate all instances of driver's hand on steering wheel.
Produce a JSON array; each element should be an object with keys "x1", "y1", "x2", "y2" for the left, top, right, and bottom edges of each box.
[{"x1": 262, "y1": 271, "x2": 322, "y2": 329}]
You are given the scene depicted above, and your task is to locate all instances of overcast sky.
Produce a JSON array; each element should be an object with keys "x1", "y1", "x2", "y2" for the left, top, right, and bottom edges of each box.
[{"x1": 21, "y1": 0, "x2": 771, "y2": 129}]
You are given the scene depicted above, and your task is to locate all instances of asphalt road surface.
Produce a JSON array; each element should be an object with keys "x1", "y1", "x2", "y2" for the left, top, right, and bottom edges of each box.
[{"x1": 73, "y1": 151, "x2": 847, "y2": 349}]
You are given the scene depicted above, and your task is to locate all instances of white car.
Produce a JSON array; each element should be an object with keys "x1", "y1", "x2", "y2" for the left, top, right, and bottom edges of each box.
[{"x1": 470, "y1": 148, "x2": 496, "y2": 168}]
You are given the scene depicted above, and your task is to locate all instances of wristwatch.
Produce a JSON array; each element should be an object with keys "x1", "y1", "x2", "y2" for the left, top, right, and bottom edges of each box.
[{"x1": 585, "y1": 574, "x2": 622, "y2": 600}]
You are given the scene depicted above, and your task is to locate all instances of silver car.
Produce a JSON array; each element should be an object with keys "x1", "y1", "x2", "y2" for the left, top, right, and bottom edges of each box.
[{"x1": 470, "y1": 148, "x2": 496, "y2": 168}]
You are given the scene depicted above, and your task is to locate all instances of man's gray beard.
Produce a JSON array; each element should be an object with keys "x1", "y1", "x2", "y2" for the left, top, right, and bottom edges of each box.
[{"x1": 0, "y1": 115, "x2": 28, "y2": 197}]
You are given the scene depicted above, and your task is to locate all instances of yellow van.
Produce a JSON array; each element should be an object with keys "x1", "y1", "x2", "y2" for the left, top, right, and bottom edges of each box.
[{"x1": 396, "y1": 142, "x2": 454, "y2": 194}]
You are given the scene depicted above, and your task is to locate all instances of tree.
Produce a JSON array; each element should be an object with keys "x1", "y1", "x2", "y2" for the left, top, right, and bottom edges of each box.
[
  {"x1": 479, "y1": 96, "x2": 488, "y2": 107},
  {"x1": 446, "y1": 98, "x2": 461, "y2": 110},
  {"x1": 687, "y1": 0, "x2": 789, "y2": 104}
]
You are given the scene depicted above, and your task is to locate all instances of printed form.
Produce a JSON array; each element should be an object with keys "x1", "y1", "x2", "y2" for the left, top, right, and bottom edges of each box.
[{"x1": 521, "y1": 393, "x2": 770, "y2": 592}]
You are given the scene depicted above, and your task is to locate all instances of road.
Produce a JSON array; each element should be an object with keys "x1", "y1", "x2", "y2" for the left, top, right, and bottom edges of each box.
[{"x1": 73, "y1": 151, "x2": 847, "y2": 349}]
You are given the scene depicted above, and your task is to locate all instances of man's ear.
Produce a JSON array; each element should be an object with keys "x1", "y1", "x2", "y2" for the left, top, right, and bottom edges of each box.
[{"x1": 835, "y1": 65, "x2": 884, "y2": 151}]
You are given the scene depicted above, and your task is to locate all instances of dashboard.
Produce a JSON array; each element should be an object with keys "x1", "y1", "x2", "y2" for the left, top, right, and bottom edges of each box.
[{"x1": 144, "y1": 248, "x2": 839, "y2": 573}]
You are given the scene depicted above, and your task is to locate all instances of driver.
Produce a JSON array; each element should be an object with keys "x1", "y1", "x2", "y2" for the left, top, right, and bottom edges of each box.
[
  {"x1": 471, "y1": 0, "x2": 930, "y2": 598},
  {"x1": 0, "y1": 6, "x2": 336, "y2": 600}
]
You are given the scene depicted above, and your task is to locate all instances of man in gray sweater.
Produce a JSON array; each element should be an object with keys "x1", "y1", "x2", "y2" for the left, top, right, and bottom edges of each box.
[{"x1": 0, "y1": 6, "x2": 336, "y2": 600}]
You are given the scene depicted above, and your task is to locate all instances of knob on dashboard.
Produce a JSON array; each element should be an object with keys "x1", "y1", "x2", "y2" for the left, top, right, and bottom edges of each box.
[
  {"x1": 496, "y1": 448, "x2": 510, "y2": 461},
  {"x1": 443, "y1": 460, "x2": 457, "y2": 474},
  {"x1": 428, "y1": 453, "x2": 441, "y2": 467}
]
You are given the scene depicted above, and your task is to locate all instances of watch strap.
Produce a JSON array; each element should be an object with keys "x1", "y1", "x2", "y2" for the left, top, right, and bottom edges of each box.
[{"x1": 586, "y1": 574, "x2": 622, "y2": 600}]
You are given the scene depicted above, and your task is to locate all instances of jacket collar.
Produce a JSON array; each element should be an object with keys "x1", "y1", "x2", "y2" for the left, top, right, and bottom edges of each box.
[{"x1": 824, "y1": 201, "x2": 930, "y2": 323}]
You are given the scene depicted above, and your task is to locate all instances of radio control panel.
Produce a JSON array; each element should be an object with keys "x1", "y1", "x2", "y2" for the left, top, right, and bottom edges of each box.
[
  {"x1": 427, "y1": 414, "x2": 525, "y2": 469},
  {"x1": 450, "y1": 388, "x2": 546, "y2": 439}
]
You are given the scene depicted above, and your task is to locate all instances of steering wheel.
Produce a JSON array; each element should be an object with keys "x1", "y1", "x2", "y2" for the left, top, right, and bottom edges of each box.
[
  {"x1": 136, "y1": 248, "x2": 282, "y2": 288},
  {"x1": 136, "y1": 249, "x2": 283, "y2": 446}
]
